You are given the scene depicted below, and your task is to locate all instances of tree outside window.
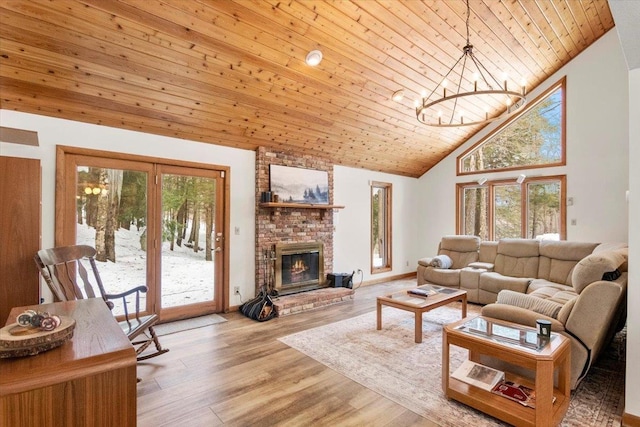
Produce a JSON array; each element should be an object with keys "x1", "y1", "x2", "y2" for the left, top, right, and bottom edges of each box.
[
  {"x1": 371, "y1": 182, "x2": 392, "y2": 273},
  {"x1": 458, "y1": 176, "x2": 565, "y2": 241},
  {"x1": 458, "y1": 78, "x2": 565, "y2": 175},
  {"x1": 456, "y1": 78, "x2": 566, "y2": 240}
]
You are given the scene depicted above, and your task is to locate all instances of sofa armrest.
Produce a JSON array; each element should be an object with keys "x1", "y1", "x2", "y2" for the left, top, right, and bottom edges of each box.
[
  {"x1": 418, "y1": 257, "x2": 434, "y2": 267},
  {"x1": 467, "y1": 261, "x2": 494, "y2": 271},
  {"x1": 565, "y1": 280, "x2": 625, "y2": 354},
  {"x1": 460, "y1": 267, "x2": 485, "y2": 303},
  {"x1": 478, "y1": 273, "x2": 532, "y2": 304},
  {"x1": 480, "y1": 272, "x2": 531, "y2": 293}
]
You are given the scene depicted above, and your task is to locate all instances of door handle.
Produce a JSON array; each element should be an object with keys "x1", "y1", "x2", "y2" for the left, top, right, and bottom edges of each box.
[{"x1": 213, "y1": 246, "x2": 222, "y2": 252}]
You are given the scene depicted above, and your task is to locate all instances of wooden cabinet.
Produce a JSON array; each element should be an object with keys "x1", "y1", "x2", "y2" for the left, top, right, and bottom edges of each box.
[
  {"x1": 0, "y1": 156, "x2": 41, "y2": 324},
  {"x1": 0, "y1": 298, "x2": 137, "y2": 426}
]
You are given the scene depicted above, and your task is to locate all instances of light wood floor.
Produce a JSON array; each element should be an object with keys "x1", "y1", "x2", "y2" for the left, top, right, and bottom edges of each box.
[{"x1": 137, "y1": 279, "x2": 440, "y2": 426}]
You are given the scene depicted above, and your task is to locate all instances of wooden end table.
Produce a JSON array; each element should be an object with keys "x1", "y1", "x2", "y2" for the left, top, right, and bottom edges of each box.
[
  {"x1": 442, "y1": 316, "x2": 571, "y2": 427},
  {"x1": 377, "y1": 285, "x2": 467, "y2": 343}
]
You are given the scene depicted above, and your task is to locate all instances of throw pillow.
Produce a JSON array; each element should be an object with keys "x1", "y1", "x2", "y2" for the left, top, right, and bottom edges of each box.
[{"x1": 571, "y1": 251, "x2": 626, "y2": 294}]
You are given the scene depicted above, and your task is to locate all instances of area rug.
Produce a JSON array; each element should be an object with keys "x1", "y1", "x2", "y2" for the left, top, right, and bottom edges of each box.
[
  {"x1": 154, "y1": 314, "x2": 227, "y2": 336},
  {"x1": 278, "y1": 304, "x2": 624, "y2": 426}
]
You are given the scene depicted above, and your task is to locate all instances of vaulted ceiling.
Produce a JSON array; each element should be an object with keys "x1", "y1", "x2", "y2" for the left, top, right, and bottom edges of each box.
[{"x1": 0, "y1": 1, "x2": 614, "y2": 177}]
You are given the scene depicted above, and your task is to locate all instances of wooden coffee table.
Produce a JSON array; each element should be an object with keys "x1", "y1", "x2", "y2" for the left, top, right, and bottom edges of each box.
[
  {"x1": 442, "y1": 316, "x2": 571, "y2": 427},
  {"x1": 376, "y1": 285, "x2": 467, "y2": 343}
]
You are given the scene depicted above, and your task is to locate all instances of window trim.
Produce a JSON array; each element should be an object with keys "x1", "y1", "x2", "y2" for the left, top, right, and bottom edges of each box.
[
  {"x1": 456, "y1": 77, "x2": 567, "y2": 176},
  {"x1": 371, "y1": 181, "x2": 392, "y2": 274},
  {"x1": 456, "y1": 175, "x2": 566, "y2": 240}
]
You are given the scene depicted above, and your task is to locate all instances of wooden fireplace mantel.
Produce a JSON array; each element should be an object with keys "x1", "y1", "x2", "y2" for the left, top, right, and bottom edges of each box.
[
  {"x1": 259, "y1": 202, "x2": 344, "y2": 218},
  {"x1": 259, "y1": 202, "x2": 344, "y2": 209}
]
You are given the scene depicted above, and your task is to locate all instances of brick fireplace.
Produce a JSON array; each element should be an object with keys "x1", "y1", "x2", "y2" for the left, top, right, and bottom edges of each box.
[{"x1": 255, "y1": 147, "x2": 334, "y2": 294}]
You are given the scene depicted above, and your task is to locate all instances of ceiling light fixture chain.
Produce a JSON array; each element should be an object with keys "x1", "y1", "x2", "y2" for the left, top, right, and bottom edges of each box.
[{"x1": 398, "y1": 0, "x2": 527, "y2": 127}]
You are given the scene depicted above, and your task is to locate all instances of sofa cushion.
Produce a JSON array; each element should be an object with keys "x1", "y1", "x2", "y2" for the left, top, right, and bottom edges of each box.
[
  {"x1": 536, "y1": 258, "x2": 577, "y2": 285},
  {"x1": 498, "y1": 238, "x2": 540, "y2": 257},
  {"x1": 527, "y1": 283, "x2": 577, "y2": 305},
  {"x1": 571, "y1": 251, "x2": 627, "y2": 294},
  {"x1": 527, "y1": 279, "x2": 574, "y2": 295},
  {"x1": 538, "y1": 240, "x2": 598, "y2": 261},
  {"x1": 593, "y1": 243, "x2": 629, "y2": 272},
  {"x1": 494, "y1": 239, "x2": 540, "y2": 278},
  {"x1": 439, "y1": 235, "x2": 480, "y2": 269},
  {"x1": 556, "y1": 298, "x2": 577, "y2": 325},
  {"x1": 424, "y1": 268, "x2": 461, "y2": 288},
  {"x1": 536, "y1": 241, "x2": 599, "y2": 286},
  {"x1": 479, "y1": 272, "x2": 531, "y2": 294},
  {"x1": 496, "y1": 290, "x2": 564, "y2": 319},
  {"x1": 479, "y1": 241, "x2": 498, "y2": 263},
  {"x1": 440, "y1": 235, "x2": 480, "y2": 252}
]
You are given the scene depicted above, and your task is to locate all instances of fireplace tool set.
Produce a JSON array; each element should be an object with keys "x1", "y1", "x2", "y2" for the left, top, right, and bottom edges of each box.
[{"x1": 263, "y1": 248, "x2": 278, "y2": 296}]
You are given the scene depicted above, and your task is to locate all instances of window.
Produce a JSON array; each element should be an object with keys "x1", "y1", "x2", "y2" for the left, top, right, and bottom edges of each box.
[
  {"x1": 457, "y1": 176, "x2": 565, "y2": 240},
  {"x1": 458, "y1": 78, "x2": 566, "y2": 175},
  {"x1": 371, "y1": 182, "x2": 392, "y2": 273}
]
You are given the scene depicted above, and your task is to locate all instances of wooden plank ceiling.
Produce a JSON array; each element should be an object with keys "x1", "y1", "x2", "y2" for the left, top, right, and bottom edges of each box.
[{"x1": 0, "y1": 0, "x2": 614, "y2": 177}]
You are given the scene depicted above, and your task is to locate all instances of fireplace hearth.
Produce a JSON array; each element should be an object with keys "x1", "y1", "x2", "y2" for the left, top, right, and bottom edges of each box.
[{"x1": 275, "y1": 242, "x2": 325, "y2": 295}]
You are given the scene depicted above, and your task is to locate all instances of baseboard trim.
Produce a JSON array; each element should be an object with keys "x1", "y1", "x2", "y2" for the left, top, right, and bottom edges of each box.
[
  {"x1": 357, "y1": 272, "x2": 416, "y2": 287},
  {"x1": 623, "y1": 412, "x2": 640, "y2": 427}
]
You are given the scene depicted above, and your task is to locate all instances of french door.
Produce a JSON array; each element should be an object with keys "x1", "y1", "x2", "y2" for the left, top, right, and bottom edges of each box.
[
  {"x1": 157, "y1": 165, "x2": 224, "y2": 320},
  {"x1": 57, "y1": 148, "x2": 228, "y2": 321}
]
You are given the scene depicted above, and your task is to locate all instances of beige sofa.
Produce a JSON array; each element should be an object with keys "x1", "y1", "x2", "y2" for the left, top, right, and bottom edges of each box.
[{"x1": 417, "y1": 236, "x2": 628, "y2": 389}]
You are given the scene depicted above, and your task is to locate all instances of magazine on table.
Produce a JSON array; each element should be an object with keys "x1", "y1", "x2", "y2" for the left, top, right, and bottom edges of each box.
[
  {"x1": 451, "y1": 360, "x2": 505, "y2": 391},
  {"x1": 407, "y1": 287, "x2": 438, "y2": 297},
  {"x1": 491, "y1": 381, "x2": 536, "y2": 407},
  {"x1": 491, "y1": 380, "x2": 555, "y2": 408}
]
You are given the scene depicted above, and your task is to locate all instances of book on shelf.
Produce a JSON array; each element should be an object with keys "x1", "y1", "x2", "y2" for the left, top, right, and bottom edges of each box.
[
  {"x1": 491, "y1": 380, "x2": 555, "y2": 409},
  {"x1": 451, "y1": 360, "x2": 505, "y2": 391}
]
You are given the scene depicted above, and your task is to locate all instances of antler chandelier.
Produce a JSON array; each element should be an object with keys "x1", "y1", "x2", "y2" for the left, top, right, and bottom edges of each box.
[{"x1": 410, "y1": 0, "x2": 527, "y2": 127}]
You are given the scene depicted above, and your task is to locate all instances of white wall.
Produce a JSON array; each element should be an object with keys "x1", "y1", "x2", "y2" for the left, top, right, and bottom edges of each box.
[
  {"x1": 625, "y1": 67, "x2": 639, "y2": 418},
  {"x1": 333, "y1": 166, "x2": 419, "y2": 283},
  {"x1": 416, "y1": 30, "x2": 630, "y2": 255},
  {"x1": 0, "y1": 111, "x2": 256, "y2": 307}
]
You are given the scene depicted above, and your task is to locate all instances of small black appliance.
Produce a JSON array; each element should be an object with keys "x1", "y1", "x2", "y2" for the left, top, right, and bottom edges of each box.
[{"x1": 327, "y1": 272, "x2": 353, "y2": 289}]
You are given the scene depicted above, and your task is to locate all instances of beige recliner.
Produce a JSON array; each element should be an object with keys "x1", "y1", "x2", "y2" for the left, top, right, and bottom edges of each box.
[{"x1": 417, "y1": 235, "x2": 480, "y2": 288}]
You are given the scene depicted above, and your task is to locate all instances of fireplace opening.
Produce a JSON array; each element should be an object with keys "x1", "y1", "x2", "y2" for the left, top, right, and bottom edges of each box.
[{"x1": 275, "y1": 242, "x2": 325, "y2": 295}]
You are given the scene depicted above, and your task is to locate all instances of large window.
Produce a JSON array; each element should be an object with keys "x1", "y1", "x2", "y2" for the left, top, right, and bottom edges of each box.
[
  {"x1": 458, "y1": 176, "x2": 565, "y2": 241},
  {"x1": 458, "y1": 78, "x2": 566, "y2": 175},
  {"x1": 371, "y1": 181, "x2": 392, "y2": 273}
]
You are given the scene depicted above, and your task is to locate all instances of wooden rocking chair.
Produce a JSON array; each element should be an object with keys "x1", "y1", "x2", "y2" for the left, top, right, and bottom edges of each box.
[{"x1": 35, "y1": 244, "x2": 168, "y2": 361}]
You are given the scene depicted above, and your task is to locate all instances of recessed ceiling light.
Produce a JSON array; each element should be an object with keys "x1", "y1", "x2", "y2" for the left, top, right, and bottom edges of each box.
[
  {"x1": 392, "y1": 89, "x2": 405, "y2": 102},
  {"x1": 305, "y1": 50, "x2": 323, "y2": 66}
]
